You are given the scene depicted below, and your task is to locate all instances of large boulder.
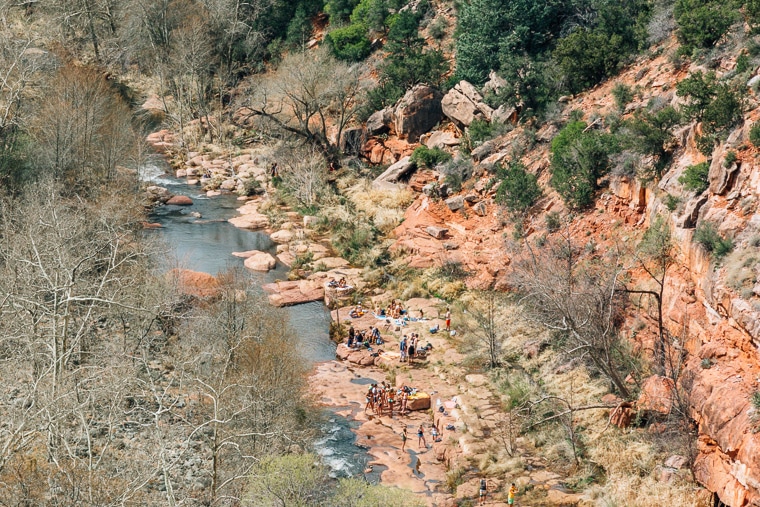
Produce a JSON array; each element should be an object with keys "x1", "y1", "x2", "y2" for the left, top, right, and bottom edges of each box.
[
  {"x1": 441, "y1": 80, "x2": 494, "y2": 127},
  {"x1": 491, "y1": 104, "x2": 517, "y2": 124},
  {"x1": 167, "y1": 269, "x2": 220, "y2": 298},
  {"x1": 373, "y1": 156, "x2": 415, "y2": 184},
  {"x1": 166, "y1": 195, "x2": 193, "y2": 206},
  {"x1": 394, "y1": 85, "x2": 443, "y2": 142},
  {"x1": 366, "y1": 107, "x2": 394, "y2": 136},
  {"x1": 426, "y1": 226, "x2": 448, "y2": 239},
  {"x1": 424, "y1": 130, "x2": 461, "y2": 149},
  {"x1": 482, "y1": 70, "x2": 508, "y2": 95},
  {"x1": 407, "y1": 392, "x2": 431, "y2": 411},
  {"x1": 228, "y1": 213, "x2": 270, "y2": 230},
  {"x1": 445, "y1": 195, "x2": 465, "y2": 212},
  {"x1": 270, "y1": 229, "x2": 294, "y2": 244},
  {"x1": 146, "y1": 185, "x2": 172, "y2": 204},
  {"x1": 264, "y1": 280, "x2": 325, "y2": 307},
  {"x1": 243, "y1": 251, "x2": 277, "y2": 272},
  {"x1": 471, "y1": 140, "x2": 497, "y2": 162}
]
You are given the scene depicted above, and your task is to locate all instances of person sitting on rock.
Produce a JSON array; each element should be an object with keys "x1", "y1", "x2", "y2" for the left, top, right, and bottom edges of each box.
[
  {"x1": 327, "y1": 278, "x2": 338, "y2": 288},
  {"x1": 338, "y1": 277, "x2": 347, "y2": 288}
]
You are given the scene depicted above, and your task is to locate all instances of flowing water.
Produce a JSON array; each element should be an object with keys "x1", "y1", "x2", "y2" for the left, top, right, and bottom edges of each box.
[{"x1": 140, "y1": 157, "x2": 370, "y2": 477}]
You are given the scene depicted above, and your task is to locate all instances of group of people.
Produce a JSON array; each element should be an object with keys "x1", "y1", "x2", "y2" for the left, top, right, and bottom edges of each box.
[
  {"x1": 365, "y1": 381, "x2": 411, "y2": 417},
  {"x1": 399, "y1": 333, "x2": 431, "y2": 363},
  {"x1": 375, "y1": 299, "x2": 411, "y2": 320},
  {"x1": 347, "y1": 325, "x2": 383, "y2": 348},
  {"x1": 327, "y1": 276, "x2": 349, "y2": 289},
  {"x1": 477, "y1": 479, "x2": 519, "y2": 505}
]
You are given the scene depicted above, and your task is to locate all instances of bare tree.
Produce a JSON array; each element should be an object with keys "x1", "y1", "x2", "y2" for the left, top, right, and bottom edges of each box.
[
  {"x1": 459, "y1": 291, "x2": 507, "y2": 369},
  {"x1": 242, "y1": 47, "x2": 367, "y2": 163},
  {"x1": 165, "y1": 12, "x2": 215, "y2": 145},
  {"x1": 201, "y1": 0, "x2": 271, "y2": 81},
  {"x1": 28, "y1": 65, "x2": 137, "y2": 189},
  {"x1": 512, "y1": 231, "x2": 634, "y2": 399},
  {"x1": 624, "y1": 215, "x2": 675, "y2": 374},
  {"x1": 0, "y1": 179, "x2": 167, "y2": 504},
  {"x1": 44, "y1": 0, "x2": 124, "y2": 63},
  {"x1": 0, "y1": 31, "x2": 46, "y2": 188},
  {"x1": 277, "y1": 146, "x2": 332, "y2": 211}
]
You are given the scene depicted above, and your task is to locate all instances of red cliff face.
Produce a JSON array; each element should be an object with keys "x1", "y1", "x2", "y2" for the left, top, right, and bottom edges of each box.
[{"x1": 388, "y1": 36, "x2": 760, "y2": 504}]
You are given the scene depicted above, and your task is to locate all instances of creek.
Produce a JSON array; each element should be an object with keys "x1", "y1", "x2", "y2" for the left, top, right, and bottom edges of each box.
[{"x1": 139, "y1": 156, "x2": 375, "y2": 480}]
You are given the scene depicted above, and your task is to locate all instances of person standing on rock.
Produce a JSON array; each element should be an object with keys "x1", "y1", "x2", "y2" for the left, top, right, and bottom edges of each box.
[
  {"x1": 508, "y1": 482, "x2": 518, "y2": 505},
  {"x1": 479, "y1": 478, "x2": 488, "y2": 505},
  {"x1": 417, "y1": 424, "x2": 427, "y2": 450},
  {"x1": 401, "y1": 426, "x2": 408, "y2": 452},
  {"x1": 445, "y1": 307, "x2": 451, "y2": 332},
  {"x1": 400, "y1": 335, "x2": 407, "y2": 362},
  {"x1": 365, "y1": 385, "x2": 374, "y2": 413}
]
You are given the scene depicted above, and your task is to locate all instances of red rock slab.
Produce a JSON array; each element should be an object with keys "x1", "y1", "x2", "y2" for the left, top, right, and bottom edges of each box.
[
  {"x1": 264, "y1": 280, "x2": 325, "y2": 307},
  {"x1": 167, "y1": 269, "x2": 220, "y2": 298}
]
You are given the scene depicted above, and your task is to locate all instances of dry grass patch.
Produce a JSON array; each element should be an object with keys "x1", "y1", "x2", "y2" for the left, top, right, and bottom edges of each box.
[{"x1": 346, "y1": 180, "x2": 414, "y2": 233}]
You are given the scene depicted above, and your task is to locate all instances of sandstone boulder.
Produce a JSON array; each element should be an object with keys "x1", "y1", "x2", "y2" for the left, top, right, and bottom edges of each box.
[
  {"x1": 316, "y1": 257, "x2": 350, "y2": 270},
  {"x1": 471, "y1": 140, "x2": 497, "y2": 162},
  {"x1": 366, "y1": 107, "x2": 393, "y2": 135},
  {"x1": 425, "y1": 130, "x2": 461, "y2": 149},
  {"x1": 270, "y1": 229, "x2": 294, "y2": 244},
  {"x1": 243, "y1": 251, "x2": 277, "y2": 272},
  {"x1": 168, "y1": 269, "x2": 220, "y2": 298},
  {"x1": 492, "y1": 104, "x2": 517, "y2": 124},
  {"x1": 407, "y1": 392, "x2": 431, "y2": 411},
  {"x1": 482, "y1": 70, "x2": 508, "y2": 95},
  {"x1": 426, "y1": 226, "x2": 449, "y2": 239},
  {"x1": 441, "y1": 80, "x2": 494, "y2": 127},
  {"x1": 374, "y1": 156, "x2": 415, "y2": 184},
  {"x1": 146, "y1": 185, "x2": 172, "y2": 204},
  {"x1": 264, "y1": 280, "x2": 325, "y2": 307},
  {"x1": 445, "y1": 195, "x2": 465, "y2": 212},
  {"x1": 228, "y1": 213, "x2": 270, "y2": 230},
  {"x1": 394, "y1": 85, "x2": 443, "y2": 142},
  {"x1": 166, "y1": 195, "x2": 193, "y2": 206},
  {"x1": 220, "y1": 179, "x2": 237, "y2": 191}
]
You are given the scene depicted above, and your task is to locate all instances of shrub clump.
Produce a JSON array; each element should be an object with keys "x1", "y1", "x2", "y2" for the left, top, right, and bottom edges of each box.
[
  {"x1": 678, "y1": 162, "x2": 709, "y2": 194},
  {"x1": 674, "y1": 0, "x2": 735, "y2": 54},
  {"x1": 694, "y1": 221, "x2": 733, "y2": 258},
  {"x1": 325, "y1": 24, "x2": 371, "y2": 61},
  {"x1": 495, "y1": 161, "x2": 542, "y2": 216},
  {"x1": 550, "y1": 121, "x2": 617, "y2": 208},
  {"x1": 749, "y1": 123, "x2": 760, "y2": 147},
  {"x1": 410, "y1": 145, "x2": 452, "y2": 168}
]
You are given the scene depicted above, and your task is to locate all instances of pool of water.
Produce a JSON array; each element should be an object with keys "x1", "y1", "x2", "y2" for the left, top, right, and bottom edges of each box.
[{"x1": 141, "y1": 159, "x2": 336, "y2": 362}]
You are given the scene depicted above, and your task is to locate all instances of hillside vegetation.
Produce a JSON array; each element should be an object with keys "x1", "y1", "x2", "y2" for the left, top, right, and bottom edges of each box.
[{"x1": 2, "y1": 0, "x2": 760, "y2": 505}]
